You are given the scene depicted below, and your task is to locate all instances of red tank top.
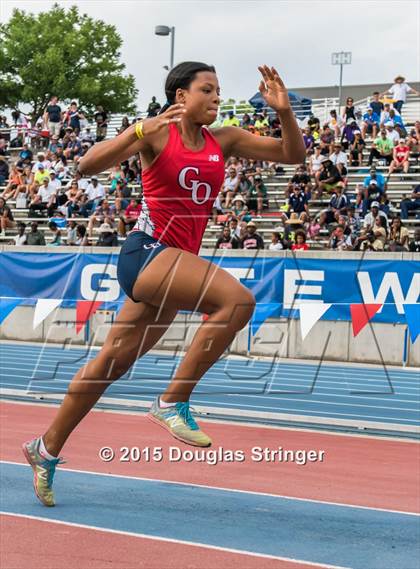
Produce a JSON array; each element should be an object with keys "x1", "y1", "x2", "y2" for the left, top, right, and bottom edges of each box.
[{"x1": 131, "y1": 123, "x2": 225, "y2": 254}]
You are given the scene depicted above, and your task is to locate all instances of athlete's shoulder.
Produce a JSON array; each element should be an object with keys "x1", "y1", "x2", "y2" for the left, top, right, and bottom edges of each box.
[{"x1": 209, "y1": 126, "x2": 243, "y2": 156}]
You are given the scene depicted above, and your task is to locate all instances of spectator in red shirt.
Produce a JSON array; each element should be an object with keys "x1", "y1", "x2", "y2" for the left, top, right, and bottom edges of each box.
[
  {"x1": 118, "y1": 198, "x2": 142, "y2": 236},
  {"x1": 388, "y1": 139, "x2": 410, "y2": 176},
  {"x1": 291, "y1": 230, "x2": 309, "y2": 250}
]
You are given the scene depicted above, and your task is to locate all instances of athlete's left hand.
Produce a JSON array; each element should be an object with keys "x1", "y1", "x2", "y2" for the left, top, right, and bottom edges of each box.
[{"x1": 258, "y1": 65, "x2": 291, "y2": 112}]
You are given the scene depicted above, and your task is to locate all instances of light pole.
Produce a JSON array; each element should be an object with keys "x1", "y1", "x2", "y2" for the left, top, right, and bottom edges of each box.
[
  {"x1": 155, "y1": 25, "x2": 175, "y2": 70},
  {"x1": 331, "y1": 51, "x2": 352, "y2": 109}
]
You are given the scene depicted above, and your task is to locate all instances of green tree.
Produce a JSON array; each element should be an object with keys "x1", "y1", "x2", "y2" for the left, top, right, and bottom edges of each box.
[{"x1": 0, "y1": 3, "x2": 138, "y2": 122}]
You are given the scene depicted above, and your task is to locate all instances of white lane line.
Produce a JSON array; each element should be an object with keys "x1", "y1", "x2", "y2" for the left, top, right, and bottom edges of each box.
[
  {"x1": 0, "y1": 511, "x2": 351, "y2": 569},
  {"x1": 2, "y1": 461, "x2": 419, "y2": 517}
]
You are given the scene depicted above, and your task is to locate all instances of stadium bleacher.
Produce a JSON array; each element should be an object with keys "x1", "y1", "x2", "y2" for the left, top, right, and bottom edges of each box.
[{"x1": 0, "y1": 92, "x2": 419, "y2": 249}]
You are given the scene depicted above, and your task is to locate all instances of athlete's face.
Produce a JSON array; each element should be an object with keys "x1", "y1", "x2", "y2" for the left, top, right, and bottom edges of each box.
[{"x1": 178, "y1": 71, "x2": 220, "y2": 125}]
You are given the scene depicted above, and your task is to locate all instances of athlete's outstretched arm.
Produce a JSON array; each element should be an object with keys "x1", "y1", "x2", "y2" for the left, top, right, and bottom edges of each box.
[
  {"x1": 78, "y1": 105, "x2": 186, "y2": 176},
  {"x1": 218, "y1": 65, "x2": 306, "y2": 164}
]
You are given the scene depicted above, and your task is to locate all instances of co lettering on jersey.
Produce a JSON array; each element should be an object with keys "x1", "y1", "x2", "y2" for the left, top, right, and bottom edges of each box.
[{"x1": 178, "y1": 166, "x2": 212, "y2": 205}]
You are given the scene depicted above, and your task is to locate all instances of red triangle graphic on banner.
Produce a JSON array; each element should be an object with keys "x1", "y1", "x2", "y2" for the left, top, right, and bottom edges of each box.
[
  {"x1": 350, "y1": 304, "x2": 382, "y2": 337},
  {"x1": 76, "y1": 301, "x2": 103, "y2": 333}
]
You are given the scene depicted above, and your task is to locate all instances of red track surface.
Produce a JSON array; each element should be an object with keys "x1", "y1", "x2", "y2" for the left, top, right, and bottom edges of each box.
[
  {"x1": 1, "y1": 514, "x2": 321, "y2": 569},
  {"x1": 1, "y1": 401, "x2": 419, "y2": 512}
]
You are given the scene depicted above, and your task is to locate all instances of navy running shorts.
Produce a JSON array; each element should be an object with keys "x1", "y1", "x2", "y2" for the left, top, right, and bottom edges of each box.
[{"x1": 117, "y1": 230, "x2": 168, "y2": 302}]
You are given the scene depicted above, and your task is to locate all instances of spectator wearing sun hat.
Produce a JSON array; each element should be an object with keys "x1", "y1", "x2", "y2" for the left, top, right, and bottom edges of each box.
[
  {"x1": 96, "y1": 222, "x2": 118, "y2": 247},
  {"x1": 380, "y1": 76, "x2": 420, "y2": 114},
  {"x1": 240, "y1": 221, "x2": 265, "y2": 249}
]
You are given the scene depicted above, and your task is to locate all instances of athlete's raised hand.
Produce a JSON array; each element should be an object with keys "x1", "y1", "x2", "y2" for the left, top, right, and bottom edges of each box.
[
  {"x1": 142, "y1": 104, "x2": 186, "y2": 136},
  {"x1": 257, "y1": 65, "x2": 291, "y2": 112}
]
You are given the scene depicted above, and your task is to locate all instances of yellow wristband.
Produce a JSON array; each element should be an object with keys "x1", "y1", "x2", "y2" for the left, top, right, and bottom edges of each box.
[{"x1": 135, "y1": 120, "x2": 144, "y2": 140}]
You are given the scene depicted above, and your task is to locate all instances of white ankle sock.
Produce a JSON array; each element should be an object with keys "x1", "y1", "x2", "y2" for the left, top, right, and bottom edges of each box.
[
  {"x1": 39, "y1": 437, "x2": 58, "y2": 460},
  {"x1": 159, "y1": 397, "x2": 177, "y2": 408}
]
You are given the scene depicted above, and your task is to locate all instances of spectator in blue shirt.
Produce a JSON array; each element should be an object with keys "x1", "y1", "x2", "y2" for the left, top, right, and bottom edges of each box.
[
  {"x1": 361, "y1": 167, "x2": 388, "y2": 215},
  {"x1": 400, "y1": 185, "x2": 420, "y2": 220},
  {"x1": 361, "y1": 108, "x2": 380, "y2": 139},
  {"x1": 288, "y1": 184, "x2": 309, "y2": 215},
  {"x1": 369, "y1": 92, "x2": 384, "y2": 117},
  {"x1": 388, "y1": 109, "x2": 407, "y2": 137}
]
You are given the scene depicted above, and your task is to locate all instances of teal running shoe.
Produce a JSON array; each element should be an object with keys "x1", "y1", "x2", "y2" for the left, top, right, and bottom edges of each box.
[
  {"x1": 148, "y1": 397, "x2": 212, "y2": 447},
  {"x1": 22, "y1": 437, "x2": 65, "y2": 507}
]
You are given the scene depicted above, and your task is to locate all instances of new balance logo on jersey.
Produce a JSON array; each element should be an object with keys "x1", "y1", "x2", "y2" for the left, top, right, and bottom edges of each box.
[
  {"x1": 208, "y1": 154, "x2": 220, "y2": 162},
  {"x1": 178, "y1": 166, "x2": 212, "y2": 205}
]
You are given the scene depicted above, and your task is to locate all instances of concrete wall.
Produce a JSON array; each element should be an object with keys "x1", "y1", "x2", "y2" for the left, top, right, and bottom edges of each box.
[{"x1": 1, "y1": 246, "x2": 419, "y2": 367}]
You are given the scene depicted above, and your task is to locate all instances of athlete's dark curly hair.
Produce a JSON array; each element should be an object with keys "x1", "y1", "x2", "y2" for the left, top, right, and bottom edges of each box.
[{"x1": 160, "y1": 61, "x2": 216, "y2": 113}]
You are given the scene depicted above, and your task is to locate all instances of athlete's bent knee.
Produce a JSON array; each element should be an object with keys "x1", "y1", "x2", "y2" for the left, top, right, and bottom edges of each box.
[{"x1": 225, "y1": 288, "x2": 256, "y2": 331}]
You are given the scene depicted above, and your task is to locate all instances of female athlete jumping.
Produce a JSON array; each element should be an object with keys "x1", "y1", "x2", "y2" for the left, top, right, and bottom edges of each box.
[{"x1": 23, "y1": 62, "x2": 305, "y2": 506}]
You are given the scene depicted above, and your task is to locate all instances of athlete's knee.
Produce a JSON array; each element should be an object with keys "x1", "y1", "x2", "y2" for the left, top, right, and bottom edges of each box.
[{"x1": 223, "y1": 288, "x2": 256, "y2": 331}]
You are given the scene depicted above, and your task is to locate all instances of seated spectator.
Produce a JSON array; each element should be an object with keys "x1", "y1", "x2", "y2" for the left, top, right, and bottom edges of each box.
[
  {"x1": 361, "y1": 108, "x2": 380, "y2": 139},
  {"x1": 341, "y1": 119, "x2": 359, "y2": 150},
  {"x1": 348, "y1": 131, "x2": 365, "y2": 166},
  {"x1": 388, "y1": 217, "x2": 409, "y2": 251},
  {"x1": 329, "y1": 224, "x2": 353, "y2": 250},
  {"x1": 316, "y1": 158, "x2": 343, "y2": 197},
  {"x1": 329, "y1": 143, "x2": 348, "y2": 176},
  {"x1": 75, "y1": 223, "x2": 89, "y2": 246},
  {"x1": 379, "y1": 103, "x2": 393, "y2": 127},
  {"x1": 96, "y1": 222, "x2": 118, "y2": 246},
  {"x1": 291, "y1": 230, "x2": 309, "y2": 251},
  {"x1": 363, "y1": 201, "x2": 389, "y2": 229},
  {"x1": 222, "y1": 167, "x2": 239, "y2": 208},
  {"x1": 408, "y1": 228, "x2": 420, "y2": 252},
  {"x1": 66, "y1": 220, "x2": 78, "y2": 245},
  {"x1": 0, "y1": 156, "x2": 9, "y2": 185},
  {"x1": 26, "y1": 221, "x2": 46, "y2": 246},
  {"x1": 308, "y1": 146, "x2": 324, "y2": 178},
  {"x1": 269, "y1": 225, "x2": 287, "y2": 250},
  {"x1": 389, "y1": 109, "x2": 406, "y2": 137},
  {"x1": 2, "y1": 163, "x2": 23, "y2": 199},
  {"x1": 368, "y1": 130, "x2": 394, "y2": 166},
  {"x1": 0, "y1": 197, "x2": 16, "y2": 236},
  {"x1": 241, "y1": 113, "x2": 252, "y2": 128},
  {"x1": 87, "y1": 199, "x2": 116, "y2": 237},
  {"x1": 307, "y1": 114, "x2": 320, "y2": 134},
  {"x1": 216, "y1": 225, "x2": 240, "y2": 249},
  {"x1": 114, "y1": 180, "x2": 132, "y2": 212},
  {"x1": 287, "y1": 165, "x2": 312, "y2": 197},
  {"x1": 303, "y1": 127, "x2": 314, "y2": 154},
  {"x1": 80, "y1": 176, "x2": 106, "y2": 216},
  {"x1": 288, "y1": 184, "x2": 309, "y2": 216},
  {"x1": 400, "y1": 184, "x2": 420, "y2": 219},
  {"x1": 94, "y1": 105, "x2": 108, "y2": 142},
  {"x1": 118, "y1": 116, "x2": 130, "y2": 135},
  {"x1": 17, "y1": 143, "x2": 33, "y2": 167},
  {"x1": 369, "y1": 92, "x2": 384, "y2": 118},
  {"x1": 80, "y1": 127, "x2": 95, "y2": 147},
  {"x1": 240, "y1": 221, "x2": 265, "y2": 249},
  {"x1": 360, "y1": 166, "x2": 388, "y2": 216},
  {"x1": 147, "y1": 96, "x2": 161, "y2": 118},
  {"x1": 118, "y1": 198, "x2": 142, "y2": 236},
  {"x1": 230, "y1": 195, "x2": 251, "y2": 222},
  {"x1": 236, "y1": 171, "x2": 252, "y2": 196},
  {"x1": 319, "y1": 126, "x2": 335, "y2": 155},
  {"x1": 222, "y1": 111, "x2": 240, "y2": 127},
  {"x1": 388, "y1": 139, "x2": 410, "y2": 177},
  {"x1": 385, "y1": 122, "x2": 400, "y2": 144},
  {"x1": 13, "y1": 222, "x2": 27, "y2": 245},
  {"x1": 29, "y1": 176, "x2": 57, "y2": 217},
  {"x1": 320, "y1": 186, "x2": 348, "y2": 224},
  {"x1": 48, "y1": 221, "x2": 62, "y2": 246},
  {"x1": 254, "y1": 114, "x2": 269, "y2": 131},
  {"x1": 408, "y1": 121, "x2": 420, "y2": 160},
  {"x1": 328, "y1": 109, "x2": 343, "y2": 138},
  {"x1": 284, "y1": 212, "x2": 304, "y2": 243},
  {"x1": 63, "y1": 132, "x2": 83, "y2": 161},
  {"x1": 229, "y1": 217, "x2": 243, "y2": 240},
  {"x1": 247, "y1": 174, "x2": 268, "y2": 216}
]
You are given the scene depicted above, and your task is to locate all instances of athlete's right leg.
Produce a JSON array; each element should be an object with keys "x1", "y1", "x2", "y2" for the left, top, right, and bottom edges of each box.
[{"x1": 131, "y1": 247, "x2": 256, "y2": 404}]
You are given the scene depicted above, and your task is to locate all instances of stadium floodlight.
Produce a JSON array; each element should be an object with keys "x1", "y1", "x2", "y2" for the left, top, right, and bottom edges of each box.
[
  {"x1": 155, "y1": 25, "x2": 175, "y2": 70},
  {"x1": 331, "y1": 51, "x2": 352, "y2": 109}
]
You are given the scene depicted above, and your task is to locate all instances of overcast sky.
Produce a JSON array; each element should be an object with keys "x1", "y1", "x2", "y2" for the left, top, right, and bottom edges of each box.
[{"x1": 2, "y1": 0, "x2": 419, "y2": 111}]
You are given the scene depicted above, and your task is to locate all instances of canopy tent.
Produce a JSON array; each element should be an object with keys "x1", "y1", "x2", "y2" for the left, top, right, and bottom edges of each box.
[{"x1": 248, "y1": 91, "x2": 312, "y2": 120}]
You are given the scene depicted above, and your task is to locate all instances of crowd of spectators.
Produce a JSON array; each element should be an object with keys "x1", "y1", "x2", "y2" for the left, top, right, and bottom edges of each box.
[{"x1": 0, "y1": 80, "x2": 419, "y2": 251}]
